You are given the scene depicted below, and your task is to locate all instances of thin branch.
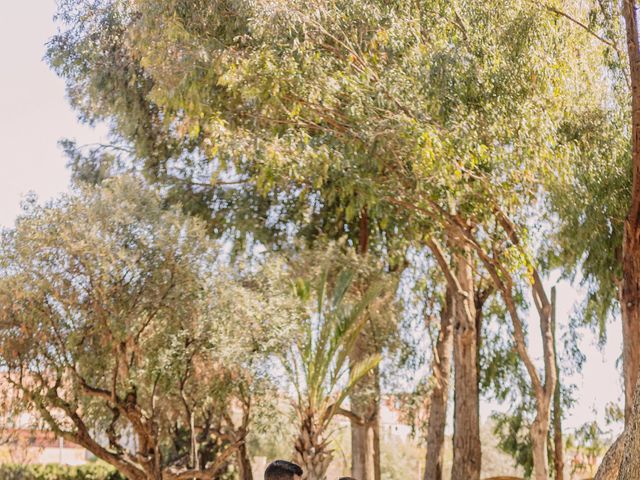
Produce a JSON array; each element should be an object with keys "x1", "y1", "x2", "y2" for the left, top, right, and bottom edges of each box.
[
  {"x1": 425, "y1": 238, "x2": 467, "y2": 299},
  {"x1": 533, "y1": 1, "x2": 616, "y2": 48},
  {"x1": 78, "y1": 143, "x2": 136, "y2": 155},
  {"x1": 335, "y1": 407, "x2": 365, "y2": 425},
  {"x1": 164, "y1": 440, "x2": 241, "y2": 480}
]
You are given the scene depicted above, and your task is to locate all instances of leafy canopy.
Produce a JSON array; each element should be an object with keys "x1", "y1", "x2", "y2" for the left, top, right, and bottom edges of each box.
[{"x1": 0, "y1": 176, "x2": 296, "y2": 480}]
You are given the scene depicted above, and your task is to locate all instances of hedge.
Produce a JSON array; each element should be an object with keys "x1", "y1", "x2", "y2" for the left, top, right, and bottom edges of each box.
[{"x1": 0, "y1": 463, "x2": 126, "y2": 480}]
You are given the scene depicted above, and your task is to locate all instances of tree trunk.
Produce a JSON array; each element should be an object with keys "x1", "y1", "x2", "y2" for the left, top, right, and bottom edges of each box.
[
  {"x1": 530, "y1": 410, "x2": 551, "y2": 480},
  {"x1": 350, "y1": 417, "x2": 375, "y2": 480},
  {"x1": 424, "y1": 287, "x2": 454, "y2": 480},
  {"x1": 529, "y1": 272, "x2": 555, "y2": 480},
  {"x1": 551, "y1": 287, "x2": 564, "y2": 480},
  {"x1": 237, "y1": 442, "x2": 254, "y2": 480},
  {"x1": 619, "y1": 377, "x2": 640, "y2": 479},
  {"x1": 451, "y1": 248, "x2": 481, "y2": 480},
  {"x1": 622, "y1": 0, "x2": 640, "y2": 424},
  {"x1": 350, "y1": 337, "x2": 378, "y2": 480},
  {"x1": 373, "y1": 412, "x2": 381, "y2": 480},
  {"x1": 294, "y1": 412, "x2": 332, "y2": 480},
  {"x1": 350, "y1": 210, "x2": 381, "y2": 480},
  {"x1": 595, "y1": 2, "x2": 640, "y2": 478},
  {"x1": 475, "y1": 291, "x2": 484, "y2": 391},
  {"x1": 495, "y1": 219, "x2": 555, "y2": 480},
  {"x1": 623, "y1": 223, "x2": 640, "y2": 420},
  {"x1": 622, "y1": 222, "x2": 640, "y2": 424},
  {"x1": 593, "y1": 434, "x2": 624, "y2": 480}
]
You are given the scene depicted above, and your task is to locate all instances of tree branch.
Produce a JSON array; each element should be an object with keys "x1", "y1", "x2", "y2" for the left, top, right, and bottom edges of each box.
[
  {"x1": 532, "y1": 0, "x2": 616, "y2": 48},
  {"x1": 335, "y1": 407, "x2": 366, "y2": 425},
  {"x1": 164, "y1": 440, "x2": 241, "y2": 480}
]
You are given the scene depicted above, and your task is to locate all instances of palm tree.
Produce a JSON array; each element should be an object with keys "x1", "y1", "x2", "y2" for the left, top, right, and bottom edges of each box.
[{"x1": 282, "y1": 268, "x2": 382, "y2": 480}]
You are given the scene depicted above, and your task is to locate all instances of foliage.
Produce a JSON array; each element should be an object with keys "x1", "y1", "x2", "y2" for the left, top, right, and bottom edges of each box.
[
  {"x1": 545, "y1": 92, "x2": 630, "y2": 338},
  {"x1": 565, "y1": 420, "x2": 612, "y2": 478},
  {"x1": 47, "y1": 0, "x2": 617, "y2": 351},
  {"x1": 281, "y1": 265, "x2": 384, "y2": 479},
  {"x1": 0, "y1": 176, "x2": 297, "y2": 480},
  {"x1": 0, "y1": 463, "x2": 125, "y2": 480},
  {"x1": 286, "y1": 267, "x2": 383, "y2": 416},
  {"x1": 43, "y1": 0, "x2": 633, "y2": 476}
]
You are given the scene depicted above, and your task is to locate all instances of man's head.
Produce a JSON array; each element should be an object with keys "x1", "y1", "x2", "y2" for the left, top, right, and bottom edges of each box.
[{"x1": 264, "y1": 460, "x2": 304, "y2": 480}]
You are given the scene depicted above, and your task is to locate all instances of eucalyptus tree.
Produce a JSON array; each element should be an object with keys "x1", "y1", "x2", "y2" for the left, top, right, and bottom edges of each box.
[
  {"x1": 541, "y1": 1, "x2": 640, "y2": 477},
  {"x1": 0, "y1": 177, "x2": 296, "y2": 480},
  {"x1": 45, "y1": 1, "x2": 614, "y2": 478},
  {"x1": 611, "y1": 0, "x2": 640, "y2": 475},
  {"x1": 396, "y1": 247, "x2": 456, "y2": 480},
  {"x1": 424, "y1": 286, "x2": 454, "y2": 480},
  {"x1": 48, "y1": 3, "x2": 411, "y2": 479},
  {"x1": 47, "y1": 2, "x2": 482, "y2": 477}
]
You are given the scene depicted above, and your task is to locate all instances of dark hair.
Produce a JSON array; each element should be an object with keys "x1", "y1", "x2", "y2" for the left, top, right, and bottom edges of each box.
[
  {"x1": 339, "y1": 477, "x2": 357, "y2": 480},
  {"x1": 264, "y1": 460, "x2": 304, "y2": 480}
]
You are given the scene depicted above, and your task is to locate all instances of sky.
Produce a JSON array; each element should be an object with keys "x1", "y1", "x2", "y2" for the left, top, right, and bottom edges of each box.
[
  {"x1": 0, "y1": 1, "x2": 625, "y2": 438},
  {"x1": 0, "y1": 1, "x2": 107, "y2": 227}
]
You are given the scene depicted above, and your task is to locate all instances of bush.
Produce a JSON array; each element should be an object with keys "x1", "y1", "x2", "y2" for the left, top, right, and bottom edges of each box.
[{"x1": 0, "y1": 463, "x2": 126, "y2": 480}]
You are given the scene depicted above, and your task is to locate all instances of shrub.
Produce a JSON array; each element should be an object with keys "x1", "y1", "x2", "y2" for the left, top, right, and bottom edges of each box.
[{"x1": 0, "y1": 463, "x2": 126, "y2": 480}]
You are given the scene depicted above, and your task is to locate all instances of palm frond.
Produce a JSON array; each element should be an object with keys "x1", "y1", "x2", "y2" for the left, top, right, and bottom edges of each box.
[
  {"x1": 331, "y1": 269, "x2": 354, "y2": 310},
  {"x1": 285, "y1": 267, "x2": 386, "y2": 424},
  {"x1": 330, "y1": 353, "x2": 382, "y2": 426}
]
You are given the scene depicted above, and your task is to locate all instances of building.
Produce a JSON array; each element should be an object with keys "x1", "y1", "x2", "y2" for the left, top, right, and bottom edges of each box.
[{"x1": 0, "y1": 428, "x2": 88, "y2": 466}]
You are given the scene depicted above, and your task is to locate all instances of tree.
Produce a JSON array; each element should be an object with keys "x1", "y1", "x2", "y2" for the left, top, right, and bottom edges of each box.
[
  {"x1": 0, "y1": 176, "x2": 295, "y2": 480},
  {"x1": 46, "y1": 1, "x2": 611, "y2": 478},
  {"x1": 282, "y1": 268, "x2": 383, "y2": 480},
  {"x1": 551, "y1": 286, "x2": 565, "y2": 480},
  {"x1": 49, "y1": 4, "x2": 409, "y2": 476},
  {"x1": 423, "y1": 286, "x2": 453, "y2": 480},
  {"x1": 392, "y1": 246, "x2": 457, "y2": 480},
  {"x1": 425, "y1": 239, "x2": 482, "y2": 479},
  {"x1": 543, "y1": 1, "x2": 640, "y2": 477},
  {"x1": 613, "y1": 0, "x2": 640, "y2": 477}
]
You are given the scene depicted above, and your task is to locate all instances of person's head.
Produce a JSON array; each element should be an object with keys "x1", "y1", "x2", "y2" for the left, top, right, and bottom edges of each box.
[
  {"x1": 339, "y1": 477, "x2": 357, "y2": 480},
  {"x1": 264, "y1": 460, "x2": 304, "y2": 480}
]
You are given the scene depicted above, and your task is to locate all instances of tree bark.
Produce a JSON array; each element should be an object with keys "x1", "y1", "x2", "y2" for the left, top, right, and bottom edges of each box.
[
  {"x1": 424, "y1": 287, "x2": 454, "y2": 480},
  {"x1": 593, "y1": 434, "x2": 624, "y2": 480},
  {"x1": 622, "y1": 0, "x2": 640, "y2": 425},
  {"x1": 475, "y1": 291, "x2": 484, "y2": 390},
  {"x1": 528, "y1": 272, "x2": 555, "y2": 480},
  {"x1": 594, "y1": 2, "x2": 640, "y2": 478},
  {"x1": 551, "y1": 286, "x2": 564, "y2": 480},
  {"x1": 350, "y1": 210, "x2": 381, "y2": 480},
  {"x1": 622, "y1": 201, "x2": 640, "y2": 424},
  {"x1": 619, "y1": 377, "x2": 640, "y2": 479},
  {"x1": 513, "y1": 267, "x2": 554, "y2": 480},
  {"x1": 350, "y1": 417, "x2": 375, "y2": 480},
  {"x1": 530, "y1": 406, "x2": 551, "y2": 480},
  {"x1": 237, "y1": 442, "x2": 254, "y2": 480},
  {"x1": 373, "y1": 411, "x2": 381, "y2": 480},
  {"x1": 350, "y1": 337, "x2": 378, "y2": 480},
  {"x1": 450, "y1": 247, "x2": 481, "y2": 480},
  {"x1": 294, "y1": 412, "x2": 332, "y2": 480}
]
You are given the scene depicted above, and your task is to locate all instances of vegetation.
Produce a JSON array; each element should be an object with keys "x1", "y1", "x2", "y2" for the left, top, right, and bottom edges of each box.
[
  {"x1": 3, "y1": 0, "x2": 640, "y2": 479},
  {"x1": 284, "y1": 268, "x2": 383, "y2": 480},
  {"x1": 0, "y1": 177, "x2": 297, "y2": 480},
  {"x1": 0, "y1": 463, "x2": 125, "y2": 480}
]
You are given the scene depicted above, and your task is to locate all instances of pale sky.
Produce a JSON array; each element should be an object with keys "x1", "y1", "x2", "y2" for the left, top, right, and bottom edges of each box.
[
  {"x1": 0, "y1": 1, "x2": 625, "y2": 439},
  {"x1": 0, "y1": 1, "x2": 107, "y2": 227}
]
